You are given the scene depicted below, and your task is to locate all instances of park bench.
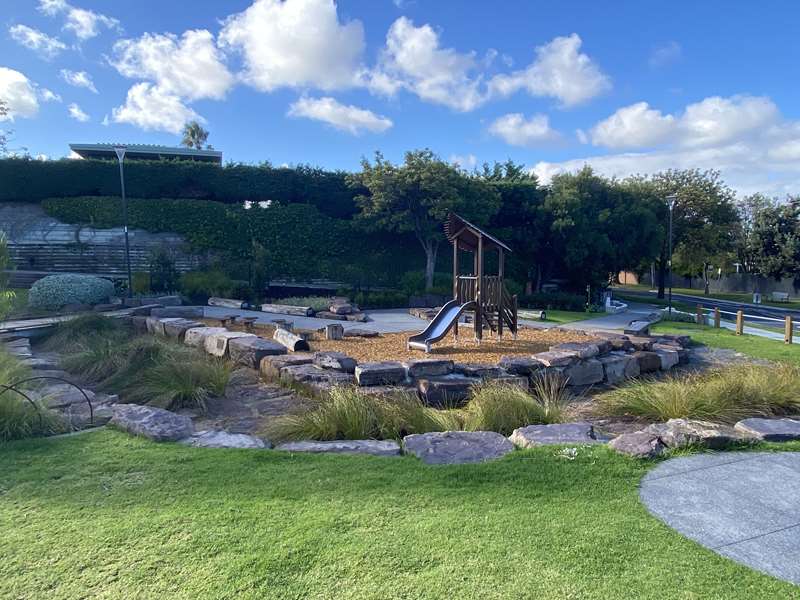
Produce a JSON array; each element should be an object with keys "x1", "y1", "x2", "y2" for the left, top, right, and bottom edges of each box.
[
  {"x1": 624, "y1": 320, "x2": 651, "y2": 336},
  {"x1": 770, "y1": 291, "x2": 790, "y2": 303}
]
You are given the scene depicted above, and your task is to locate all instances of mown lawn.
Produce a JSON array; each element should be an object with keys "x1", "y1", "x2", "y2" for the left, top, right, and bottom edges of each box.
[
  {"x1": 1, "y1": 429, "x2": 798, "y2": 599},
  {"x1": 653, "y1": 322, "x2": 800, "y2": 366}
]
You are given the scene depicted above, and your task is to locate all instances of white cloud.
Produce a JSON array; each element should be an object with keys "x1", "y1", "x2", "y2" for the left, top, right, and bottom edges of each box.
[
  {"x1": 489, "y1": 113, "x2": 560, "y2": 147},
  {"x1": 110, "y1": 30, "x2": 234, "y2": 101},
  {"x1": 589, "y1": 95, "x2": 780, "y2": 150},
  {"x1": 9, "y1": 24, "x2": 67, "y2": 59},
  {"x1": 287, "y1": 96, "x2": 392, "y2": 134},
  {"x1": 67, "y1": 102, "x2": 89, "y2": 122},
  {"x1": 450, "y1": 154, "x2": 477, "y2": 170},
  {"x1": 38, "y1": 0, "x2": 119, "y2": 41},
  {"x1": 590, "y1": 102, "x2": 676, "y2": 148},
  {"x1": 112, "y1": 82, "x2": 201, "y2": 134},
  {"x1": 219, "y1": 0, "x2": 365, "y2": 92},
  {"x1": 60, "y1": 69, "x2": 97, "y2": 93},
  {"x1": 101, "y1": 114, "x2": 110, "y2": 126},
  {"x1": 40, "y1": 88, "x2": 61, "y2": 102},
  {"x1": 533, "y1": 95, "x2": 800, "y2": 197},
  {"x1": 649, "y1": 41, "x2": 682, "y2": 68},
  {"x1": 0, "y1": 68, "x2": 39, "y2": 120},
  {"x1": 489, "y1": 34, "x2": 610, "y2": 108},
  {"x1": 368, "y1": 17, "x2": 486, "y2": 112}
]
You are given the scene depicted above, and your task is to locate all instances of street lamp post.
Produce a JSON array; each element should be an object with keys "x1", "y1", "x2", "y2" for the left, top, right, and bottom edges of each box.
[
  {"x1": 114, "y1": 146, "x2": 133, "y2": 298},
  {"x1": 666, "y1": 194, "x2": 678, "y2": 315}
]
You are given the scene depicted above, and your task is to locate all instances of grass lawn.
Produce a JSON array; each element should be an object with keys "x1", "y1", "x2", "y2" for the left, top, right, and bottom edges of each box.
[
  {"x1": 2, "y1": 429, "x2": 799, "y2": 599},
  {"x1": 541, "y1": 309, "x2": 596, "y2": 324},
  {"x1": 653, "y1": 321, "x2": 800, "y2": 365}
]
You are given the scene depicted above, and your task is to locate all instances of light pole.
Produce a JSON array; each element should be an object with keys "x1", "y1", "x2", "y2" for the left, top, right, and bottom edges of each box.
[
  {"x1": 666, "y1": 194, "x2": 678, "y2": 315},
  {"x1": 114, "y1": 146, "x2": 133, "y2": 298}
]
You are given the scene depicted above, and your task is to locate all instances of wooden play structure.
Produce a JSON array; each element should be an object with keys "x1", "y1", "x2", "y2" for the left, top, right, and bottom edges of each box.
[{"x1": 408, "y1": 213, "x2": 518, "y2": 352}]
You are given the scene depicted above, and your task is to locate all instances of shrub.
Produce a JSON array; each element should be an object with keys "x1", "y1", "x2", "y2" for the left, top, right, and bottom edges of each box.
[
  {"x1": 28, "y1": 274, "x2": 115, "y2": 310},
  {"x1": 41, "y1": 314, "x2": 129, "y2": 354},
  {"x1": 345, "y1": 290, "x2": 409, "y2": 309},
  {"x1": 132, "y1": 271, "x2": 151, "y2": 295},
  {"x1": 278, "y1": 296, "x2": 332, "y2": 312},
  {"x1": 179, "y1": 269, "x2": 235, "y2": 303},
  {"x1": 463, "y1": 377, "x2": 568, "y2": 435},
  {"x1": 131, "y1": 359, "x2": 231, "y2": 413},
  {"x1": 0, "y1": 233, "x2": 16, "y2": 320},
  {"x1": 595, "y1": 364, "x2": 800, "y2": 423},
  {"x1": 0, "y1": 350, "x2": 65, "y2": 441},
  {"x1": 398, "y1": 271, "x2": 452, "y2": 296}
]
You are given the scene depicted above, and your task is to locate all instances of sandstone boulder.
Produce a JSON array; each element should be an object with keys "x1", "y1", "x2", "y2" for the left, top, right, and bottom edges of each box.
[
  {"x1": 228, "y1": 337, "x2": 287, "y2": 368},
  {"x1": 608, "y1": 431, "x2": 665, "y2": 458},
  {"x1": 355, "y1": 361, "x2": 407, "y2": 386},
  {"x1": 110, "y1": 404, "x2": 193, "y2": 442},
  {"x1": 509, "y1": 422, "x2": 601, "y2": 447},
  {"x1": 402, "y1": 431, "x2": 514, "y2": 465}
]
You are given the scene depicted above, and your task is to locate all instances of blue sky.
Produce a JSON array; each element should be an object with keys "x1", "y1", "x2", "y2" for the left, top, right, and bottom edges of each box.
[{"x1": 2, "y1": 0, "x2": 800, "y2": 196}]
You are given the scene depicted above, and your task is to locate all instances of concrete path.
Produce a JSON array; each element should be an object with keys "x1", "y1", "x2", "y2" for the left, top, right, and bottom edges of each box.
[
  {"x1": 640, "y1": 452, "x2": 800, "y2": 585},
  {"x1": 555, "y1": 303, "x2": 660, "y2": 332}
]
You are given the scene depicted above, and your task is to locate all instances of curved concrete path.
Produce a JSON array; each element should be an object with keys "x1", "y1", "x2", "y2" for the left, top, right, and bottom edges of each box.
[{"x1": 641, "y1": 452, "x2": 800, "y2": 585}]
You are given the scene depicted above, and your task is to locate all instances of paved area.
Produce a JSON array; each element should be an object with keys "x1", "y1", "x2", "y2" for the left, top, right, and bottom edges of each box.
[
  {"x1": 640, "y1": 452, "x2": 800, "y2": 585},
  {"x1": 556, "y1": 303, "x2": 660, "y2": 332},
  {"x1": 203, "y1": 306, "x2": 430, "y2": 334}
]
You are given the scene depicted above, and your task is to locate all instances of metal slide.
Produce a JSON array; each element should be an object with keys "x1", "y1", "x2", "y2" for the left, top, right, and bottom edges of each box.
[{"x1": 407, "y1": 299, "x2": 475, "y2": 353}]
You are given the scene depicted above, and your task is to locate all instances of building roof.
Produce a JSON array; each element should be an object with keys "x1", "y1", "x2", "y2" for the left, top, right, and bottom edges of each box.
[
  {"x1": 445, "y1": 212, "x2": 512, "y2": 253},
  {"x1": 69, "y1": 143, "x2": 222, "y2": 163}
]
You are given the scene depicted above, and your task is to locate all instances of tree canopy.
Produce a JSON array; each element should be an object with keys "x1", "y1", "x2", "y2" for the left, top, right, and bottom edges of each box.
[{"x1": 181, "y1": 121, "x2": 210, "y2": 149}]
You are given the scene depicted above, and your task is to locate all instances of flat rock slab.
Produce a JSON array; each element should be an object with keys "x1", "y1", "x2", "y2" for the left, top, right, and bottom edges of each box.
[
  {"x1": 343, "y1": 328, "x2": 380, "y2": 338},
  {"x1": 280, "y1": 364, "x2": 354, "y2": 385},
  {"x1": 181, "y1": 430, "x2": 267, "y2": 448},
  {"x1": 260, "y1": 353, "x2": 314, "y2": 378},
  {"x1": 608, "y1": 431, "x2": 666, "y2": 458},
  {"x1": 313, "y1": 351, "x2": 357, "y2": 373},
  {"x1": 550, "y1": 341, "x2": 600, "y2": 359},
  {"x1": 184, "y1": 326, "x2": 228, "y2": 348},
  {"x1": 417, "y1": 377, "x2": 474, "y2": 407},
  {"x1": 403, "y1": 431, "x2": 514, "y2": 465},
  {"x1": 205, "y1": 331, "x2": 257, "y2": 357},
  {"x1": 110, "y1": 404, "x2": 193, "y2": 442},
  {"x1": 509, "y1": 422, "x2": 601, "y2": 448},
  {"x1": 532, "y1": 350, "x2": 576, "y2": 368},
  {"x1": 454, "y1": 363, "x2": 504, "y2": 379},
  {"x1": 499, "y1": 356, "x2": 542, "y2": 375},
  {"x1": 355, "y1": 361, "x2": 406, "y2": 386},
  {"x1": 598, "y1": 354, "x2": 635, "y2": 385},
  {"x1": 641, "y1": 452, "x2": 800, "y2": 585},
  {"x1": 645, "y1": 419, "x2": 756, "y2": 449},
  {"x1": 403, "y1": 358, "x2": 454, "y2": 378},
  {"x1": 563, "y1": 358, "x2": 604, "y2": 386},
  {"x1": 151, "y1": 306, "x2": 204, "y2": 318},
  {"x1": 228, "y1": 337, "x2": 286, "y2": 368},
  {"x1": 163, "y1": 319, "x2": 205, "y2": 340},
  {"x1": 735, "y1": 417, "x2": 800, "y2": 442},
  {"x1": 275, "y1": 440, "x2": 401, "y2": 456}
]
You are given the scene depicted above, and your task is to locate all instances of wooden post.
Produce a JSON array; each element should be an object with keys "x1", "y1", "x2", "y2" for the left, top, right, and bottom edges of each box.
[
  {"x1": 696, "y1": 304, "x2": 703, "y2": 325},
  {"x1": 785, "y1": 316, "x2": 793, "y2": 345},
  {"x1": 713, "y1": 307, "x2": 720, "y2": 328},
  {"x1": 735, "y1": 310, "x2": 744, "y2": 335},
  {"x1": 475, "y1": 235, "x2": 483, "y2": 342},
  {"x1": 497, "y1": 248, "x2": 504, "y2": 339},
  {"x1": 452, "y1": 239, "x2": 459, "y2": 341}
]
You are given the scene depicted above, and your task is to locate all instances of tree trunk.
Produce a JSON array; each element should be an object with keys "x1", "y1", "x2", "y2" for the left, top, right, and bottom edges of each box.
[
  {"x1": 657, "y1": 257, "x2": 666, "y2": 299},
  {"x1": 703, "y1": 262, "x2": 710, "y2": 295},
  {"x1": 423, "y1": 241, "x2": 439, "y2": 291}
]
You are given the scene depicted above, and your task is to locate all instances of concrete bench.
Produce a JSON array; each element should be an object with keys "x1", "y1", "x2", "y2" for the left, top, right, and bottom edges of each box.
[
  {"x1": 770, "y1": 291, "x2": 790, "y2": 303},
  {"x1": 624, "y1": 320, "x2": 651, "y2": 336}
]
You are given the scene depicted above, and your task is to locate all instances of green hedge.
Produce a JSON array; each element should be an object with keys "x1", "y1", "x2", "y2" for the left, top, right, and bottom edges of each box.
[
  {"x1": 0, "y1": 158, "x2": 360, "y2": 218},
  {"x1": 42, "y1": 196, "x2": 423, "y2": 285}
]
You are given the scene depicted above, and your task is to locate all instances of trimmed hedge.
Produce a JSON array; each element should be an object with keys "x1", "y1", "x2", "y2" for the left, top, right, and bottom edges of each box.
[
  {"x1": 42, "y1": 196, "x2": 424, "y2": 285},
  {"x1": 0, "y1": 158, "x2": 360, "y2": 218},
  {"x1": 28, "y1": 273, "x2": 115, "y2": 310}
]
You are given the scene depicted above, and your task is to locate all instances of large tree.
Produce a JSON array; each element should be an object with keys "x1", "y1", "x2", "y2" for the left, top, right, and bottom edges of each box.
[
  {"x1": 0, "y1": 101, "x2": 9, "y2": 156},
  {"x1": 181, "y1": 120, "x2": 209, "y2": 149},
  {"x1": 747, "y1": 197, "x2": 800, "y2": 283},
  {"x1": 622, "y1": 169, "x2": 739, "y2": 297},
  {"x1": 350, "y1": 149, "x2": 500, "y2": 291}
]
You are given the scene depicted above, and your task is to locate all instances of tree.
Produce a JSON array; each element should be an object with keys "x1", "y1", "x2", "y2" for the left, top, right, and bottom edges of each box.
[
  {"x1": 622, "y1": 169, "x2": 739, "y2": 297},
  {"x1": 350, "y1": 149, "x2": 501, "y2": 291},
  {"x1": 0, "y1": 100, "x2": 10, "y2": 156},
  {"x1": 747, "y1": 197, "x2": 800, "y2": 283},
  {"x1": 181, "y1": 121, "x2": 209, "y2": 149},
  {"x1": 0, "y1": 233, "x2": 16, "y2": 319}
]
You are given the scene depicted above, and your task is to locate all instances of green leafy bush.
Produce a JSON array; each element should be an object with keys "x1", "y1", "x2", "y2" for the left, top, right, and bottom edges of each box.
[
  {"x1": 28, "y1": 274, "x2": 115, "y2": 310},
  {"x1": 398, "y1": 271, "x2": 452, "y2": 296},
  {"x1": 596, "y1": 364, "x2": 800, "y2": 423},
  {"x1": 347, "y1": 290, "x2": 409, "y2": 309},
  {"x1": 132, "y1": 271, "x2": 151, "y2": 295},
  {"x1": 179, "y1": 270, "x2": 235, "y2": 303},
  {"x1": 278, "y1": 296, "x2": 332, "y2": 312}
]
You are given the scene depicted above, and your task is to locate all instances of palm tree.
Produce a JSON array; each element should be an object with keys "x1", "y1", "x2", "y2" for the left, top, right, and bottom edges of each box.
[{"x1": 180, "y1": 120, "x2": 209, "y2": 149}]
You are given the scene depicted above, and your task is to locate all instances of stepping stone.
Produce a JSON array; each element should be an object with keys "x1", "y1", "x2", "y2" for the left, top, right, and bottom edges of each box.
[
  {"x1": 509, "y1": 422, "x2": 601, "y2": 448},
  {"x1": 355, "y1": 361, "x2": 406, "y2": 386},
  {"x1": 313, "y1": 351, "x2": 357, "y2": 373},
  {"x1": 735, "y1": 417, "x2": 800, "y2": 442},
  {"x1": 403, "y1": 358, "x2": 454, "y2": 378},
  {"x1": 275, "y1": 440, "x2": 400, "y2": 456},
  {"x1": 563, "y1": 358, "x2": 604, "y2": 386},
  {"x1": 228, "y1": 337, "x2": 286, "y2": 368},
  {"x1": 181, "y1": 430, "x2": 268, "y2": 449},
  {"x1": 184, "y1": 326, "x2": 228, "y2": 348},
  {"x1": 645, "y1": 419, "x2": 756, "y2": 449},
  {"x1": 110, "y1": 404, "x2": 193, "y2": 442},
  {"x1": 402, "y1": 431, "x2": 514, "y2": 465},
  {"x1": 608, "y1": 431, "x2": 666, "y2": 458}
]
